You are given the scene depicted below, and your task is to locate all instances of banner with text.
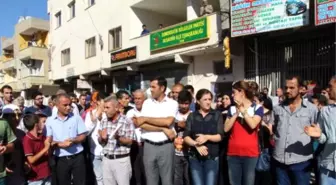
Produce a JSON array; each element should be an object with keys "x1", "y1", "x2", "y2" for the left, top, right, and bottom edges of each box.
[
  {"x1": 315, "y1": 0, "x2": 336, "y2": 25},
  {"x1": 150, "y1": 17, "x2": 208, "y2": 51},
  {"x1": 231, "y1": 0, "x2": 310, "y2": 37}
]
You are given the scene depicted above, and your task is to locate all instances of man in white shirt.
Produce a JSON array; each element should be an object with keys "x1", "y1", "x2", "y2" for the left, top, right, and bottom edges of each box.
[
  {"x1": 85, "y1": 96, "x2": 105, "y2": 185},
  {"x1": 133, "y1": 76, "x2": 178, "y2": 185},
  {"x1": 126, "y1": 90, "x2": 146, "y2": 185}
]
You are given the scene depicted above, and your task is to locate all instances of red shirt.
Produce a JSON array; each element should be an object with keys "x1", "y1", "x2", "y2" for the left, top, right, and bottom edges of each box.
[
  {"x1": 227, "y1": 105, "x2": 263, "y2": 157},
  {"x1": 22, "y1": 132, "x2": 51, "y2": 181}
]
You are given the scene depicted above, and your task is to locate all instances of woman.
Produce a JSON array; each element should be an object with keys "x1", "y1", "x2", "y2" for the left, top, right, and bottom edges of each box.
[
  {"x1": 224, "y1": 81, "x2": 264, "y2": 185},
  {"x1": 254, "y1": 93, "x2": 274, "y2": 185},
  {"x1": 184, "y1": 89, "x2": 225, "y2": 185}
]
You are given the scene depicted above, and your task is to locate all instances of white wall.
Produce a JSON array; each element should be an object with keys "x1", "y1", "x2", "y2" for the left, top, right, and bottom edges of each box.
[{"x1": 188, "y1": 51, "x2": 244, "y2": 93}]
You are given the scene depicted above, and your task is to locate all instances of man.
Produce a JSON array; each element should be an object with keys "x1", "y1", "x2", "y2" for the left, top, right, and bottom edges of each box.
[
  {"x1": 171, "y1": 84, "x2": 184, "y2": 101},
  {"x1": 25, "y1": 91, "x2": 52, "y2": 117},
  {"x1": 200, "y1": 0, "x2": 213, "y2": 16},
  {"x1": 0, "y1": 107, "x2": 16, "y2": 185},
  {"x1": 272, "y1": 88, "x2": 285, "y2": 105},
  {"x1": 78, "y1": 94, "x2": 86, "y2": 115},
  {"x1": 85, "y1": 92, "x2": 105, "y2": 185},
  {"x1": 183, "y1": 85, "x2": 196, "y2": 112},
  {"x1": 0, "y1": 85, "x2": 13, "y2": 111},
  {"x1": 46, "y1": 94, "x2": 87, "y2": 185},
  {"x1": 116, "y1": 90, "x2": 132, "y2": 115},
  {"x1": 99, "y1": 96, "x2": 134, "y2": 185},
  {"x1": 141, "y1": 25, "x2": 150, "y2": 36},
  {"x1": 126, "y1": 90, "x2": 147, "y2": 185},
  {"x1": 305, "y1": 76, "x2": 336, "y2": 185},
  {"x1": 273, "y1": 75, "x2": 318, "y2": 185},
  {"x1": 174, "y1": 90, "x2": 192, "y2": 185},
  {"x1": 52, "y1": 89, "x2": 80, "y2": 116},
  {"x1": 133, "y1": 76, "x2": 178, "y2": 185}
]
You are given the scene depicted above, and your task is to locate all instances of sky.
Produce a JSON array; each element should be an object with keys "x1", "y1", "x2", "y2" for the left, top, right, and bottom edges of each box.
[{"x1": 0, "y1": 0, "x2": 48, "y2": 48}]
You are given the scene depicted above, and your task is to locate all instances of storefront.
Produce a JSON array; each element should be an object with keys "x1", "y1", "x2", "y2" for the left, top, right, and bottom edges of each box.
[{"x1": 231, "y1": 0, "x2": 336, "y2": 92}]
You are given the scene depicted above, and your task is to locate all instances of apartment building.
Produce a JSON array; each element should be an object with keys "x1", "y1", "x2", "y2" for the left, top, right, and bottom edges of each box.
[
  {"x1": 0, "y1": 17, "x2": 57, "y2": 101},
  {"x1": 48, "y1": 0, "x2": 244, "y2": 95}
]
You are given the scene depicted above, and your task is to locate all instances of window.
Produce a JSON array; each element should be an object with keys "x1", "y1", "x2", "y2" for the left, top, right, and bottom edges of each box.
[
  {"x1": 55, "y1": 11, "x2": 62, "y2": 28},
  {"x1": 108, "y1": 27, "x2": 122, "y2": 51},
  {"x1": 68, "y1": 1, "x2": 76, "y2": 19},
  {"x1": 85, "y1": 37, "x2": 96, "y2": 58},
  {"x1": 213, "y1": 60, "x2": 232, "y2": 75},
  {"x1": 88, "y1": 0, "x2": 95, "y2": 6},
  {"x1": 61, "y1": 48, "x2": 71, "y2": 66}
]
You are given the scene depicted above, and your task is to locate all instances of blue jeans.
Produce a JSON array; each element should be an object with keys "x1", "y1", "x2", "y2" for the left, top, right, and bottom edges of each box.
[
  {"x1": 91, "y1": 154, "x2": 104, "y2": 185},
  {"x1": 227, "y1": 156, "x2": 258, "y2": 185},
  {"x1": 320, "y1": 167, "x2": 336, "y2": 185},
  {"x1": 273, "y1": 159, "x2": 311, "y2": 185},
  {"x1": 28, "y1": 176, "x2": 51, "y2": 185},
  {"x1": 189, "y1": 157, "x2": 219, "y2": 185}
]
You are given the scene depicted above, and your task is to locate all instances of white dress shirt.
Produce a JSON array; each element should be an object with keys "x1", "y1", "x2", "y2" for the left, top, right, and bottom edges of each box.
[
  {"x1": 85, "y1": 109, "x2": 105, "y2": 156},
  {"x1": 126, "y1": 108, "x2": 142, "y2": 143},
  {"x1": 141, "y1": 96, "x2": 178, "y2": 142}
]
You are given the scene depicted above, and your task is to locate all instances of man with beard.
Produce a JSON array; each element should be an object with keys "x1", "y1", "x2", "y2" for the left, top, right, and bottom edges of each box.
[
  {"x1": 272, "y1": 76, "x2": 318, "y2": 185},
  {"x1": 304, "y1": 76, "x2": 336, "y2": 184}
]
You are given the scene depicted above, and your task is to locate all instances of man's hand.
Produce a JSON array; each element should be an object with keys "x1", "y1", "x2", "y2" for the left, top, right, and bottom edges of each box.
[
  {"x1": 195, "y1": 134, "x2": 208, "y2": 145},
  {"x1": 58, "y1": 139, "x2": 73, "y2": 148},
  {"x1": 133, "y1": 117, "x2": 147, "y2": 127},
  {"x1": 5, "y1": 167, "x2": 13, "y2": 173},
  {"x1": 101, "y1": 128, "x2": 108, "y2": 140},
  {"x1": 304, "y1": 123, "x2": 322, "y2": 138},
  {"x1": 0, "y1": 146, "x2": 7, "y2": 155},
  {"x1": 195, "y1": 145, "x2": 208, "y2": 156},
  {"x1": 163, "y1": 128, "x2": 176, "y2": 140},
  {"x1": 177, "y1": 121, "x2": 186, "y2": 128}
]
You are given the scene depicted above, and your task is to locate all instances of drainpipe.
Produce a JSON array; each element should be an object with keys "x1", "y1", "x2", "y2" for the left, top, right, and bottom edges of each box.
[{"x1": 254, "y1": 38, "x2": 259, "y2": 84}]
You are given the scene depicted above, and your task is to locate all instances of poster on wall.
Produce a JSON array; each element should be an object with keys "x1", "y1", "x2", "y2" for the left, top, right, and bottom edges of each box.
[
  {"x1": 315, "y1": 0, "x2": 336, "y2": 25},
  {"x1": 231, "y1": 0, "x2": 310, "y2": 37}
]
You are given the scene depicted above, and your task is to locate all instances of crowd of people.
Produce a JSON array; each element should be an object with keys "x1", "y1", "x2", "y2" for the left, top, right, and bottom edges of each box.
[{"x1": 0, "y1": 74, "x2": 334, "y2": 185}]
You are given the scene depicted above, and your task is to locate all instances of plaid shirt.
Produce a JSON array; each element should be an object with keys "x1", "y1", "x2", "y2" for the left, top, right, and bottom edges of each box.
[{"x1": 100, "y1": 114, "x2": 134, "y2": 155}]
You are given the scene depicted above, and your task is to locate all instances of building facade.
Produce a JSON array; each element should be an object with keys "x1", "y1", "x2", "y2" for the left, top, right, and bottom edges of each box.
[
  {"x1": 48, "y1": 0, "x2": 244, "y2": 96},
  {"x1": 0, "y1": 17, "x2": 57, "y2": 103}
]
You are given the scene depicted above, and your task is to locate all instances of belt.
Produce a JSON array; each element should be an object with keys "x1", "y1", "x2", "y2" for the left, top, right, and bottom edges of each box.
[
  {"x1": 58, "y1": 152, "x2": 82, "y2": 160},
  {"x1": 104, "y1": 153, "x2": 129, "y2": 160},
  {"x1": 144, "y1": 139, "x2": 172, "y2": 146}
]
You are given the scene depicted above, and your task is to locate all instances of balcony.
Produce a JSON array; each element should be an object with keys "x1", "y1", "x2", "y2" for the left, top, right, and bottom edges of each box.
[
  {"x1": 0, "y1": 58, "x2": 19, "y2": 71},
  {"x1": 16, "y1": 17, "x2": 49, "y2": 35},
  {"x1": 19, "y1": 46, "x2": 48, "y2": 61},
  {"x1": 1, "y1": 38, "x2": 14, "y2": 50},
  {"x1": 128, "y1": 13, "x2": 221, "y2": 62}
]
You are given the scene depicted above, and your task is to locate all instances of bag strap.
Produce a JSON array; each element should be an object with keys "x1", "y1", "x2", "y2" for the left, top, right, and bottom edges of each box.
[{"x1": 254, "y1": 105, "x2": 265, "y2": 151}]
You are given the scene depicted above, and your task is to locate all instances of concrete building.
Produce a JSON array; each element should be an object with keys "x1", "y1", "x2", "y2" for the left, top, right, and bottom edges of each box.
[
  {"x1": 0, "y1": 17, "x2": 57, "y2": 103},
  {"x1": 48, "y1": 0, "x2": 244, "y2": 95}
]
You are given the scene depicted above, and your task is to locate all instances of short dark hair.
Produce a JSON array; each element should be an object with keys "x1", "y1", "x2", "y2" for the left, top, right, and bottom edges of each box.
[
  {"x1": 142, "y1": 24, "x2": 146, "y2": 27},
  {"x1": 31, "y1": 91, "x2": 43, "y2": 100},
  {"x1": 183, "y1": 85, "x2": 194, "y2": 94},
  {"x1": 178, "y1": 90, "x2": 193, "y2": 104},
  {"x1": 23, "y1": 114, "x2": 40, "y2": 131},
  {"x1": 263, "y1": 87, "x2": 269, "y2": 92},
  {"x1": 79, "y1": 94, "x2": 86, "y2": 98},
  {"x1": 286, "y1": 75, "x2": 304, "y2": 87},
  {"x1": 1, "y1": 85, "x2": 12, "y2": 93},
  {"x1": 51, "y1": 95, "x2": 57, "y2": 101},
  {"x1": 68, "y1": 92, "x2": 76, "y2": 98},
  {"x1": 116, "y1": 90, "x2": 130, "y2": 100},
  {"x1": 151, "y1": 76, "x2": 167, "y2": 92}
]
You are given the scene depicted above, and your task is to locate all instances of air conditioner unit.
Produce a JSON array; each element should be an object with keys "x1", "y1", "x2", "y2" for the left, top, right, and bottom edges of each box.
[{"x1": 26, "y1": 59, "x2": 36, "y2": 67}]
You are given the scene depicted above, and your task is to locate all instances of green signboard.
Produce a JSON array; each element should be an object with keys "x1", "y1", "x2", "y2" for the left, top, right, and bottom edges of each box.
[{"x1": 150, "y1": 17, "x2": 209, "y2": 52}]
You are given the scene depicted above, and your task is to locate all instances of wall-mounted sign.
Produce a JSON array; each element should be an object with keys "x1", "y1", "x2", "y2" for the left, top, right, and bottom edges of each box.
[
  {"x1": 111, "y1": 47, "x2": 137, "y2": 63},
  {"x1": 231, "y1": 0, "x2": 310, "y2": 37},
  {"x1": 66, "y1": 67, "x2": 75, "y2": 77},
  {"x1": 150, "y1": 17, "x2": 208, "y2": 52},
  {"x1": 315, "y1": 0, "x2": 336, "y2": 25}
]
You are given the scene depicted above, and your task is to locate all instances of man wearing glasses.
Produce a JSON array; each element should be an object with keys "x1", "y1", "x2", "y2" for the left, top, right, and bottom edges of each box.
[{"x1": 25, "y1": 91, "x2": 52, "y2": 117}]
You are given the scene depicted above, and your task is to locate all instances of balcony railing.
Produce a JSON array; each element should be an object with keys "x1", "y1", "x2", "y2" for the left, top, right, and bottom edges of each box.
[{"x1": 19, "y1": 45, "x2": 48, "y2": 61}]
